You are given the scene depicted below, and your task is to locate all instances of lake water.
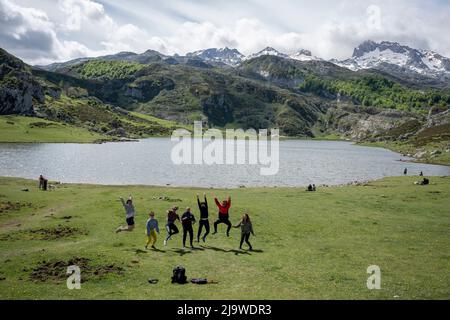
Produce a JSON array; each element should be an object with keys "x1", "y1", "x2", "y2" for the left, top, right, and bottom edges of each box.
[{"x1": 0, "y1": 139, "x2": 448, "y2": 188}]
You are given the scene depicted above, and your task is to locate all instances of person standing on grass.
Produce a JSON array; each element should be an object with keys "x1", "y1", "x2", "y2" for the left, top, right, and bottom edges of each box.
[
  {"x1": 197, "y1": 193, "x2": 209, "y2": 243},
  {"x1": 116, "y1": 195, "x2": 135, "y2": 233},
  {"x1": 404, "y1": 168, "x2": 408, "y2": 176},
  {"x1": 234, "y1": 213, "x2": 255, "y2": 251},
  {"x1": 212, "y1": 195, "x2": 232, "y2": 237},
  {"x1": 145, "y1": 211, "x2": 159, "y2": 250},
  {"x1": 181, "y1": 207, "x2": 196, "y2": 248},
  {"x1": 38, "y1": 175, "x2": 48, "y2": 191},
  {"x1": 164, "y1": 206, "x2": 180, "y2": 246}
]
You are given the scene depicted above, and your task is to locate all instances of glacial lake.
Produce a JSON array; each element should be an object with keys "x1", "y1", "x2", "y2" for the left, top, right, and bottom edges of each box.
[{"x1": 0, "y1": 138, "x2": 449, "y2": 188}]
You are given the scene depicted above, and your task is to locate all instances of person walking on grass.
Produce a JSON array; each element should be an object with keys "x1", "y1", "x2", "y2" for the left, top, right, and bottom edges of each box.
[
  {"x1": 145, "y1": 211, "x2": 159, "y2": 250},
  {"x1": 197, "y1": 193, "x2": 209, "y2": 243},
  {"x1": 164, "y1": 206, "x2": 180, "y2": 246},
  {"x1": 213, "y1": 195, "x2": 232, "y2": 237},
  {"x1": 116, "y1": 195, "x2": 135, "y2": 233},
  {"x1": 181, "y1": 207, "x2": 196, "y2": 248},
  {"x1": 234, "y1": 213, "x2": 255, "y2": 251}
]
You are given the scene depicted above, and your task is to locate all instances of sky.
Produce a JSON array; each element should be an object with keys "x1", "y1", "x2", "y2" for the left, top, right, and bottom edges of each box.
[{"x1": 0, "y1": 0, "x2": 449, "y2": 65}]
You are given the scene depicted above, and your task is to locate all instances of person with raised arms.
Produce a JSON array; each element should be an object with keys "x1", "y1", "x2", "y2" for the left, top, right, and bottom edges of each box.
[
  {"x1": 196, "y1": 193, "x2": 210, "y2": 243},
  {"x1": 116, "y1": 195, "x2": 135, "y2": 233},
  {"x1": 212, "y1": 195, "x2": 232, "y2": 237}
]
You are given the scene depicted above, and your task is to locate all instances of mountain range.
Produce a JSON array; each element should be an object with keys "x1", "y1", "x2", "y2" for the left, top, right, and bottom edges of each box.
[{"x1": 37, "y1": 41, "x2": 450, "y2": 81}]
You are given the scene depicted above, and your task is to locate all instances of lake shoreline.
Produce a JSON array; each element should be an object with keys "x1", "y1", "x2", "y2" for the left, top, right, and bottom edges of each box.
[
  {"x1": 2, "y1": 173, "x2": 448, "y2": 190},
  {"x1": 1, "y1": 139, "x2": 449, "y2": 188}
]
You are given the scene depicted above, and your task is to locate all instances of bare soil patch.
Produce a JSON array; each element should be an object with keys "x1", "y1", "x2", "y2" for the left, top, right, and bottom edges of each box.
[{"x1": 29, "y1": 257, "x2": 124, "y2": 283}]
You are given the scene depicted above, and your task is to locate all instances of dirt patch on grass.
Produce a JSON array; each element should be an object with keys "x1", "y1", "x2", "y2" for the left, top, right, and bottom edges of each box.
[
  {"x1": 29, "y1": 257, "x2": 124, "y2": 283},
  {"x1": 28, "y1": 122, "x2": 55, "y2": 128},
  {"x1": 0, "y1": 225, "x2": 88, "y2": 241},
  {"x1": 0, "y1": 201, "x2": 33, "y2": 214},
  {"x1": 27, "y1": 225, "x2": 88, "y2": 240},
  {"x1": 152, "y1": 196, "x2": 182, "y2": 202}
]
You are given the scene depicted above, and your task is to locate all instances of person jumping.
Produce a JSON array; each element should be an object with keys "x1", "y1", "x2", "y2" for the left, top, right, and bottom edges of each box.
[
  {"x1": 213, "y1": 195, "x2": 232, "y2": 237},
  {"x1": 181, "y1": 207, "x2": 196, "y2": 248},
  {"x1": 234, "y1": 213, "x2": 255, "y2": 251},
  {"x1": 197, "y1": 193, "x2": 209, "y2": 243},
  {"x1": 164, "y1": 206, "x2": 180, "y2": 246},
  {"x1": 145, "y1": 211, "x2": 159, "y2": 250},
  {"x1": 116, "y1": 195, "x2": 135, "y2": 233}
]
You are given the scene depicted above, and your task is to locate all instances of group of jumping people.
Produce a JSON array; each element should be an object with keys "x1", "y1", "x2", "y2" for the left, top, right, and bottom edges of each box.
[{"x1": 115, "y1": 193, "x2": 255, "y2": 251}]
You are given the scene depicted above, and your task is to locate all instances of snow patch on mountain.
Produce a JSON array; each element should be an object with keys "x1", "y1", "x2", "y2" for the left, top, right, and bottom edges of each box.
[
  {"x1": 186, "y1": 47, "x2": 244, "y2": 66},
  {"x1": 333, "y1": 40, "x2": 450, "y2": 78},
  {"x1": 245, "y1": 47, "x2": 289, "y2": 60},
  {"x1": 289, "y1": 49, "x2": 321, "y2": 62}
]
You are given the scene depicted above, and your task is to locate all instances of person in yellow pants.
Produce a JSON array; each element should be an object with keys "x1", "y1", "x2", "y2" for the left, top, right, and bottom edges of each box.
[{"x1": 145, "y1": 211, "x2": 160, "y2": 249}]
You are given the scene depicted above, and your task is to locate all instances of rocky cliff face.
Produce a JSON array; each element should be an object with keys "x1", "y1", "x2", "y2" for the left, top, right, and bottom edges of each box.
[
  {"x1": 0, "y1": 49, "x2": 44, "y2": 115},
  {"x1": 323, "y1": 105, "x2": 421, "y2": 140}
]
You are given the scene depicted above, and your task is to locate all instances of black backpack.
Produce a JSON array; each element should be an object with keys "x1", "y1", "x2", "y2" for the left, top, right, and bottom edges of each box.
[{"x1": 171, "y1": 266, "x2": 187, "y2": 284}]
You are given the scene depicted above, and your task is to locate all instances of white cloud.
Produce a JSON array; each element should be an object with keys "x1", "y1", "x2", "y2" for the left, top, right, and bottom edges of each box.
[
  {"x1": 58, "y1": 0, "x2": 113, "y2": 32},
  {"x1": 1, "y1": 0, "x2": 450, "y2": 64},
  {"x1": 0, "y1": 0, "x2": 97, "y2": 64}
]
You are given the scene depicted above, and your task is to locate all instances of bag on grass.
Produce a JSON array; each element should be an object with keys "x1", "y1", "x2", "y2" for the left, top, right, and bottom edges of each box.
[
  {"x1": 171, "y1": 266, "x2": 187, "y2": 284},
  {"x1": 191, "y1": 278, "x2": 208, "y2": 285}
]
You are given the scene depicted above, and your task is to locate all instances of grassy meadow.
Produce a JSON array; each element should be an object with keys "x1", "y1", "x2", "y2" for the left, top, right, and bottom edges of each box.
[
  {"x1": 0, "y1": 176, "x2": 449, "y2": 300},
  {"x1": 0, "y1": 115, "x2": 110, "y2": 143}
]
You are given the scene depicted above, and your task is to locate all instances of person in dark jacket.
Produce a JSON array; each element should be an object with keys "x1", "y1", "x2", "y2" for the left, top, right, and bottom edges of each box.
[
  {"x1": 234, "y1": 213, "x2": 255, "y2": 251},
  {"x1": 196, "y1": 193, "x2": 209, "y2": 243},
  {"x1": 39, "y1": 175, "x2": 48, "y2": 191},
  {"x1": 164, "y1": 206, "x2": 180, "y2": 246},
  {"x1": 181, "y1": 207, "x2": 196, "y2": 248},
  {"x1": 212, "y1": 195, "x2": 232, "y2": 237}
]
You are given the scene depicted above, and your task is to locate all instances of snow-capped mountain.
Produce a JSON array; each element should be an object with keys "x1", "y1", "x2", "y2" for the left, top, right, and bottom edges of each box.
[
  {"x1": 37, "y1": 41, "x2": 450, "y2": 82},
  {"x1": 186, "y1": 47, "x2": 244, "y2": 67},
  {"x1": 245, "y1": 47, "x2": 289, "y2": 60},
  {"x1": 333, "y1": 40, "x2": 450, "y2": 78},
  {"x1": 289, "y1": 49, "x2": 321, "y2": 62}
]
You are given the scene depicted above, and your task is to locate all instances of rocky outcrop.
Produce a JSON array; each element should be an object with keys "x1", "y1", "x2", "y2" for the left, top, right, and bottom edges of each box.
[
  {"x1": 324, "y1": 105, "x2": 421, "y2": 140},
  {"x1": 125, "y1": 76, "x2": 175, "y2": 101},
  {"x1": 0, "y1": 49, "x2": 44, "y2": 115}
]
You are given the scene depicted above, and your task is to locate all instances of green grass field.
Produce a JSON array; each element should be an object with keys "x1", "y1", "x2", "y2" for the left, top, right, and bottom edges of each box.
[
  {"x1": 0, "y1": 116, "x2": 110, "y2": 143},
  {"x1": 0, "y1": 176, "x2": 449, "y2": 300}
]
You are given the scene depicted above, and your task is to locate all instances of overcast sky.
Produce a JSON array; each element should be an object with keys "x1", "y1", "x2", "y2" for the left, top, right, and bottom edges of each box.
[{"x1": 1, "y1": 0, "x2": 449, "y2": 65}]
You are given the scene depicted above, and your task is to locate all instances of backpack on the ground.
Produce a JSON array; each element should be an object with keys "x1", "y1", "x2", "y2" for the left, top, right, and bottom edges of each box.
[{"x1": 171, "y1": 266, "x2": 187, "y2": 284}]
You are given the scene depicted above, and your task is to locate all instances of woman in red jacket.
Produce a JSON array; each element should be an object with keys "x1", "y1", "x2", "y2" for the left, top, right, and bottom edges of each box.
[{"x1": 212, "y1": 195, "x2": 232, "y2": 237}]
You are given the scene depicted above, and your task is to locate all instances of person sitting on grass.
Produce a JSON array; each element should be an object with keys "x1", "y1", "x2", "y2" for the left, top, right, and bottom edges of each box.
[
  {"x1": 197, "y1": 193, "x2": 209, "y2": 243},
  {"x1": 234, "y1": 213, "x2": 255, "y2": 251},
  {"x1": 164, "y1": 206, "x2": 180, "y2": 246},
  {"x1": 307, "y1": 184, "x2": 313, "y2": 192},
  {"x1": 145, "y1": 211, "x2": 159, "y2": 250},
  {"x1": 212, "y1": 195, "x2": 232, "y2": 237},
  {"x1": 181, "y1": 207, "x2": 196, "y2": 249},
  {"x1": 116, "y1": 195, "x2": 135, "y2": 233}
]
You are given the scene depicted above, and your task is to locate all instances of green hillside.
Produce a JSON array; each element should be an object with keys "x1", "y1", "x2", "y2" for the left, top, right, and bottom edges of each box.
[{"x1": 1, "y1": 48, "x2": 449, "y2": 160}]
